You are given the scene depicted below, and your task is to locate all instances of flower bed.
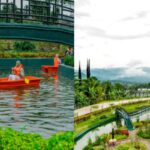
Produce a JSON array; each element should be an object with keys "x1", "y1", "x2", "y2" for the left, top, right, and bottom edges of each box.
[{"x1": 115, "y1": 129, "x2": 129, "y2": 136}]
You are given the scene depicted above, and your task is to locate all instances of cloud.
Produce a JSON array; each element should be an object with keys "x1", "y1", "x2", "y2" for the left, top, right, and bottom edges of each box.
[
  {"x1": 76, "y1": 0, "x2": 90, "y2": 6},
  {"x1": 76, "y1": 12, "x2": 90, "y2": 18},
  {"x1": 121, "y1": 11, "x2": 149, "y2": 22},
  {"x1": 137, "y1": 11, "x2": 149, "y2": 18},
  {"x1": 75, "y1": 0, "x2": 150, "y2": 69},
  {"x1": 86, "y1": 26, "x2": 106, "y2": 36},
  {"x1": 123, "y1": 68, "x2": 147, "y2": 77},
  {"x1": 126, "y1": 60, "x2": 143, "y2": 67},
  {"x1": 85, "y1": 26, "x2": 150, "y2": 40}
]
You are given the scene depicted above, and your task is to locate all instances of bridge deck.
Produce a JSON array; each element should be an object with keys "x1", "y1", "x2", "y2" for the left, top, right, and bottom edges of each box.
[{"x1": 0, "y1": 23, "x2": 74, "y2": 46}]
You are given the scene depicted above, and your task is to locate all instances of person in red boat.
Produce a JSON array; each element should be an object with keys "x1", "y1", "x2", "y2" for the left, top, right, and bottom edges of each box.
[
  {"x1": 8, "y1": 60, "x2": 25, "y2": 80},
  {"x1": 54, "y1": 54, "x2": 61, "y2": 67}
]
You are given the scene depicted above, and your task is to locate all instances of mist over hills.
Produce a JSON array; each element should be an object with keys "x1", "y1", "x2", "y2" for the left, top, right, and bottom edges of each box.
[{"x1": 78, "y1": 67, "x2": 150, "y2": 83}]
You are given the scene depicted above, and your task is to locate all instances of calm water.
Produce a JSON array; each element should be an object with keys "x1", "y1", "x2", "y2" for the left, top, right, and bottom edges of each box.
[
  {"x1": 75, "y1": 109, "x2": 150, "y2": 150},
  {"x1": 0, "y1": 69, "x2": 74, "y2": 138}
]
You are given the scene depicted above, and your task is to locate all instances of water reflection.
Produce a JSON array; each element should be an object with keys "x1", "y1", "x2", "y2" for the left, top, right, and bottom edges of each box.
[{"x1": 0, "y1": 70, "x2": 74, "y2": 138}]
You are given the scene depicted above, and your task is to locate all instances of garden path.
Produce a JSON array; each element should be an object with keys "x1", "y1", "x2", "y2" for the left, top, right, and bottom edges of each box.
[{"x1": 75, "y1": 98, "x2": 150, "y2": 118}]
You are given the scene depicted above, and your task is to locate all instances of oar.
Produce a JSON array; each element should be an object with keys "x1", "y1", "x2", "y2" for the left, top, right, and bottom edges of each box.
[{"x1": 24, "y1": 78, "x2": 30, "y2": 84}]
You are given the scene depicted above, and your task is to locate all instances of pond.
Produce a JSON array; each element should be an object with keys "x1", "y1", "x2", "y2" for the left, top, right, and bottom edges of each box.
[
  {"x1": 0, "y1": 69, "x2": 74, "y2": 138},
  {"x1": 75, "y1": 109, "x2": 150, "y2": 150}
]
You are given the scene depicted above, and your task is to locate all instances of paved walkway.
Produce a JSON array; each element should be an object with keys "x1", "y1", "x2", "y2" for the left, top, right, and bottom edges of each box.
[{"x1": 75, "y1": 98, "x2": 150, "y2": 118}]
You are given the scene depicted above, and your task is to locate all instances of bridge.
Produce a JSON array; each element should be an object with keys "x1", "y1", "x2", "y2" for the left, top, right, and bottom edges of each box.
[
  {"x1": 116, "y1": 108, "x2": 134, "y2": 131},
  {"x1": 0, "y1": 0, "x2": 74, "y2": 46}
]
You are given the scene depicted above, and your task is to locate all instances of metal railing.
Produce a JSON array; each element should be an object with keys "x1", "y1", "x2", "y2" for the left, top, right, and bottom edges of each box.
[{"x1": 0, "y1": 0, "x2": 74, "y2": 28}]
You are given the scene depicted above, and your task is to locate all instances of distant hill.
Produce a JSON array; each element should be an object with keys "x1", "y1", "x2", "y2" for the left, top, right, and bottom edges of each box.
[
  {"x1": 77, "y1": 67, "x2": 150, "y2": 84},
  {"x1": 111, "y1": 76, "x2": 150, "y2": 84}
]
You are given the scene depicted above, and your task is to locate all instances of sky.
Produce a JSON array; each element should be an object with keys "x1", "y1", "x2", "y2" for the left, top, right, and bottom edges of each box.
[{"x1": 75, "y1": 0, "x2": 150, "y2": 70}]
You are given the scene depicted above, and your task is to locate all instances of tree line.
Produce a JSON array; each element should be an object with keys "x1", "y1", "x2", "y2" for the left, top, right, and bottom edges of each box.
[{"x1": 75, "y1": 60, "x2": 150, "y2": 108}]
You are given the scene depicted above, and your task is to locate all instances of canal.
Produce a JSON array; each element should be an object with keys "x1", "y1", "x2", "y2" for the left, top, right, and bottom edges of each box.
[{"x1": 0, "y1": 66, "x2": 74, "y2": 138}]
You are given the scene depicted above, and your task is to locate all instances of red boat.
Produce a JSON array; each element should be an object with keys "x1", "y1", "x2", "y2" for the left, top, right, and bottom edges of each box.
[
  {"x1": 0, "y1": 76, "x2": 41, "y2": 90},
  {"x1": 41, "y1": 65, "x2": 58, "y2": 74}
]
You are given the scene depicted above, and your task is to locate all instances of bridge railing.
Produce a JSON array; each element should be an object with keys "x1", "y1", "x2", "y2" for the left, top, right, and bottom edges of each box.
[{"x1": 0, "y1": 0, "x2": 74, "y2": 28}]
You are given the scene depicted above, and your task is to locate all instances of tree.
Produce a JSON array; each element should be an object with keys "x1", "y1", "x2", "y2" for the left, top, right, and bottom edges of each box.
[
  {"x1": 86, "y1": 59, "x2": 91, "y2": 79},
  {"x1": 78, "y1": 61, "x2": 82, "y2": 80}
]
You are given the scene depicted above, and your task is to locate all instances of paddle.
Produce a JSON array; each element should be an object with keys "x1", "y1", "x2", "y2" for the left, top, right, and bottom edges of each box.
[{"x1": 24, "y1": 78, "x2": 30, "y2": 84}]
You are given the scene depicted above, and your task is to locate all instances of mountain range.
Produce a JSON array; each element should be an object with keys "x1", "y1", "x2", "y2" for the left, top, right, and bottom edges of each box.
[{"x1": 79, "y1": 67, "x2": 150, "y2": 83}]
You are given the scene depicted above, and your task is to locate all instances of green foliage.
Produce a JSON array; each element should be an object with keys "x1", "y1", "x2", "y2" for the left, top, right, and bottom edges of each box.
[
  {"x1": 137, "y1": 123, "x2": 150, "y2": 139},
  {"x1": 75, "y1": 76, "x2": 150, "y2": 108},
  {"x1": 0, "y1": 128, "x2": 73, "y2": 150},
  {"x1": 0, "y1": 40, "x2": 68, "y2": 54},
  {"x1": 0, "y1": 51, "x2": 64, "y2": 58},
  {"x1": 83, "y1": 133, "x2": 128, "y2": 150},
  {"x1": 14, "y1": 41, "x2": 36, "y2": 51},
  {"x1": 115, "y1": 142, "x2": 147, "y2": 150},
  {"x1": 114, "y1": 134, "x2": 128, "y2": 140},
  {"x1": 75, "y1": 77, "x2": 129, "y2": 108},
  {"x1": 47, "y1": 132, "x2": 74, "y2": 150},
  {"x1": 75, "y1": 77, "x2": 103, "y2": 108},
  {"x1": 134, "y1": 122, "x2": 143, "y2": 128},
  {"x1": 83, "y1": 139, "x2": 94, "y2": 150},
  {"x1": 64, "y1": 55, "x2": 74, "y2": 67}
]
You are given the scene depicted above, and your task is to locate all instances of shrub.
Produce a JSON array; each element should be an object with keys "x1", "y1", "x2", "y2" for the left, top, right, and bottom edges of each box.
[
  {"x1": 99, "y1": 115, "x2": 107, "y2": 119},
  {"x1": 47, "y1": 132, "x2": 74, "y2": 150},
  {"x1": 116, "y1": 142, "x2": 147, "y2": 150},
  {"x1": 14, "y1": 41, "x2": 36, "y2": 51},
  {"x1": 64, "y1": 55, "x2": 74, "y2": 67},
  {"x1": 137, "y1": 125, "x2": 150, "y2": 139},
  {"x1": 114, "y1": 134, "x2": 128, "y2": 140},
  {"x1": 134, "y1": 122, "x2": 143, "y2": 128},
  {"x1": 0, "y1": 128, "x2": 46, "y2": 150},
  {"x1": 83, "y1": 134, "x2": 109, "y2": 150},
  {"x1": 0, "y1": 52, "x2": 64, "y2": 58},
  {"x1": 0, "y1": 128, "x2": 73, "y2": 150}
]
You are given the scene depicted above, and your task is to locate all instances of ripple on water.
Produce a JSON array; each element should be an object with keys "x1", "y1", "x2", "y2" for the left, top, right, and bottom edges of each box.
[{"x1": 0, "y1": 72, "x2": 74, "y2": 138}]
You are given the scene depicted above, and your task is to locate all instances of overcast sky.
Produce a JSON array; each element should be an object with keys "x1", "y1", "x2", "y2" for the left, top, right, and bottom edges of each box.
[{"x1": 75, "y1": 0, "x2": 150, "y2": 70}]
